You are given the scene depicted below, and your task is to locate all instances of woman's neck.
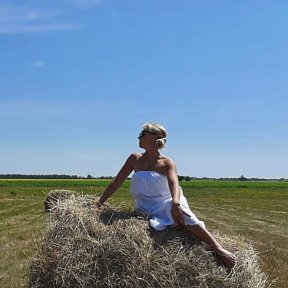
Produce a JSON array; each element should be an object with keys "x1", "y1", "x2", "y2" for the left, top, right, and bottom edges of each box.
[{"x1": 143, "y1": 149, "x2": 160, "y2": 159}]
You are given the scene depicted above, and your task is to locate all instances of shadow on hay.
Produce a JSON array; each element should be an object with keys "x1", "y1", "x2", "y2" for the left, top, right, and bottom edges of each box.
[{"x1": 99, "y1": 208, "x2": 200, "y2": 249}]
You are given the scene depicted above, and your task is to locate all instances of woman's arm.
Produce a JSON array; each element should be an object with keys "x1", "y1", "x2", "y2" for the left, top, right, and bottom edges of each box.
[
  {"x1": 97, "y1": 154, "x2": 135, "y2": 205},
  {"x1": 166, "y1": 159, "x2": 184, "y2": 225}
]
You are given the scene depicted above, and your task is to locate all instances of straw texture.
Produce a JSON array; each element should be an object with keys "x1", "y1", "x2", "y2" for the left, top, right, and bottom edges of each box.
[{"x1": 29, "y1": 191, "x2": 268, "y2": 288}]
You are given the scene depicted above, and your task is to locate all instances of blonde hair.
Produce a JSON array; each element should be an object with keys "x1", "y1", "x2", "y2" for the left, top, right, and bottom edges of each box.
[{"x1": 142, "y1": 123, "x2": 167, "y2": 149}]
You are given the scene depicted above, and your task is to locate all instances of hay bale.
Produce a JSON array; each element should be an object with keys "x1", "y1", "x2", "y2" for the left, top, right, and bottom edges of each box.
[
  {"x1": 30, "y1": 195, "x2": 268, "y2": 288},
  {"x1": 44, "y1": 190, "x2": 80, "y2": 212}
]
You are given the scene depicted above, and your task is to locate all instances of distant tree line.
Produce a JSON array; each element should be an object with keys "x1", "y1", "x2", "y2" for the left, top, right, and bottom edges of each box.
[
  {"x1": 178, "y1": 175, "x2": 287, "y2": 181},
  {"x1": 0, "y1": 174, "x2": 286, "y2": 181},
  {"x1": 0, "y1": 174, "x2": 116, "y2": 180},
  {"x1": 0, "y1": 174, "x2": 82, "y2": 179}
]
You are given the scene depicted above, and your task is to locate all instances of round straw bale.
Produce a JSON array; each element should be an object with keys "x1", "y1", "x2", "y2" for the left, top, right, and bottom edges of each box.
[
  {"x1": 30, "y1": 195, "x2": 268, "y2": 288},
  {"x1": 44, "y1": 189, "x2": 80, "y2": 212}
]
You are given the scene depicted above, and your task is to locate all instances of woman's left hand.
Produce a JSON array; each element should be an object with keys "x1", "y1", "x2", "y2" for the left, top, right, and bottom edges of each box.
[{"x1": 171, "y1": 203, "x2": 184, "y2": 225}]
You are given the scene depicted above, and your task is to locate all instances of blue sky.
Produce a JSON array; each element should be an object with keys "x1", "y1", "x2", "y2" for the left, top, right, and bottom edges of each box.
[{"x1": 0, "y1": 0, "x2": 287, "y2": 178}]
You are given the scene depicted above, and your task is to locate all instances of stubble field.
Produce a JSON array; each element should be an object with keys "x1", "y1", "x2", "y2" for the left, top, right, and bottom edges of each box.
[{"x1": 0, "y1": 179, "x2": 287, "y2": 288}]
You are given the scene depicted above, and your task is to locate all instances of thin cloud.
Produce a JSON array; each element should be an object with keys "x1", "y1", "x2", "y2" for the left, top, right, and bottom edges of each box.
[
  {"x1": 0, "y1": 23, "x2": 79, "y2": 34},
  {"x1": 32, "y1": 61, "x2": 45, "y2": 68},
  {"x1": 23, "y1": 12, "x2": 42, "y2": 21},
  {"x1": 71, "y1": 0, "x2": 103, "y2": 7},
  {"x1": 20, "y1": 23, "x2": 79, "y2": 33},
  {"x1": 0, "y1": 99, "x2": 62, "y2": 120},
  {"x1": 0, "y1": 2, "x2": 80, "y2": 34}
]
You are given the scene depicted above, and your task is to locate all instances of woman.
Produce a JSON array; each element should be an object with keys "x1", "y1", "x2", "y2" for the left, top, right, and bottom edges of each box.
[{"x1": 97, "y1": 123, "x2": 236, "y2": 269}]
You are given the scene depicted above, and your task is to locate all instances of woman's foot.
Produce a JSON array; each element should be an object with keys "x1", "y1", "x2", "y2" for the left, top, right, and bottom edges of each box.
[{"x1": 183, "y1": 225, "x2": 236, "y2": 269}]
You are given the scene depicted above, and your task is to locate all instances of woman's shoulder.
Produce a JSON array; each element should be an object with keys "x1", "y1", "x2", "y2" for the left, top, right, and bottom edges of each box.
[
  {"x1": 159, "y1": 153, "x2": 173, "y2": 163},
  {"x1": 159, "y1": 154, "x2": 176, "y2": 168},
  {"x1": 127, "y1": 152, "x2": 143, "y2": 161},
  {"x1": 131, "y1": 152, "x2": 142, "y2": 157}
]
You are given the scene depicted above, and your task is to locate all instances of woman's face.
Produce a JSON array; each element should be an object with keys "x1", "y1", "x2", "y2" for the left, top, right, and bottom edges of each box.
[{"x1": 138, "y1": 130, "x2": 157, "y2": 148}]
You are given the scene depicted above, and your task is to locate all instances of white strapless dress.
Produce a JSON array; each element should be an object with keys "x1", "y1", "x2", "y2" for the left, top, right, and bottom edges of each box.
[{"x1": 130, "y1": 171, "x2": 205, "y2": 231}]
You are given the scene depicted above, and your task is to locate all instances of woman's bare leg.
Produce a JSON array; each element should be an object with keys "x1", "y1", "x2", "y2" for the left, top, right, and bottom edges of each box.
[{"x1": 184, "y1": 224, "x2": 236, "y2": 269}]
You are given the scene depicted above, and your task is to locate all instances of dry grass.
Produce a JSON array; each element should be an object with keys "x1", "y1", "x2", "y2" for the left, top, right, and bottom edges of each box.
[
  {"x1": 0, "y1": 195, "x2": 46, "y2": 288},
  {"x1": 29, "y1": 192, "x2": 269, "y2": 288},
  {"x1": 44, "y1": 190, "x2": 80, "y2": 212}
]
